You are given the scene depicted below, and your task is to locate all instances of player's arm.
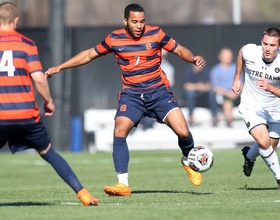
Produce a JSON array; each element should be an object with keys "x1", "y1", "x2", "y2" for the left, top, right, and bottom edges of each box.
[
  {"x1": 32, "y1": 71, "x2": 55, "y2": 116},
  {"x1": 45, "y1": 48, "x2": 100, "y2": 77},
  {"x1": 232, "y1": 48, "x2": 244, "y2": 95},
  {"x1": 256, "y1": 78, "x2": 280, "y2": 98},
  {"x1": 172, "y1": 44, "x2": 204, "y2": 67}
]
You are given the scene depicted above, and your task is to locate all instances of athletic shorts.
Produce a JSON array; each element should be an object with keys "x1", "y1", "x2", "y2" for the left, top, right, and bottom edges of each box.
[
  {"x1": 0, "y1": 119, "x2": 50, "y2": 154},
  {"x1": 238, "y1": 104, "x2": 280, "y2": 138},
  {"x1": 115, "y1": 87, "x2": 179, "y2": 126}
]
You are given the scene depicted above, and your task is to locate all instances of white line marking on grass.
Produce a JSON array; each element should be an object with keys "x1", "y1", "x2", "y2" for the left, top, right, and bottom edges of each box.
[
  {"x1": 0, "y1": 159, "x2": 46, "y2": 166},
  {"x1": 62, "y1": 202, "x2": 80, "y2": 205}
]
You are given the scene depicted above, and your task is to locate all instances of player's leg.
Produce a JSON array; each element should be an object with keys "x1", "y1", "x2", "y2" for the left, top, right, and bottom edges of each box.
[
  {"x1": 164, "y1": 108, "x2": 202, "y2": 186},
  {"x1": 149, "y1": 87, "x2": 202, "y2": 186},
  {"x1": 38, "y1": 144, "x2": 98, "y2": 205},
  {"x1": 164, "y1": 107, "x2": 194, "y2": 156},
  {"x1": 239, "y1": 104, "x2": 264, "y2": 177},
  {"x1": 241, "y1": 143, "x2": 258, "y2": 176},
  {"x1": 251, "y1": 124, "x2": 280, "y2": 188},
  {"x1": 104, "y1": 93, "x2": 144, "y2": 196},
  {"x1": 103, "y1": 116, "x2": 134, "y2": 196},
  {"x1": 23, "y1": 120, "x2": 98, "y2": 206}
]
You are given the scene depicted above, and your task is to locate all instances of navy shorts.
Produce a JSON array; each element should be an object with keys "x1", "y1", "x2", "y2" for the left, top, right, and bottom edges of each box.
[
  {"x1": 0, "y1": 119, "x2": 50, "y2": 154},
  {"x1": 115, "y1": 87, "x2": 179, "y2": 126}
]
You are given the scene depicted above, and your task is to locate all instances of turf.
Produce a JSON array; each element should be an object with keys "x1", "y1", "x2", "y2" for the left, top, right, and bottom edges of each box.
[{"x1": 0, "y1": 149, "x2": 279, "y2": 220}]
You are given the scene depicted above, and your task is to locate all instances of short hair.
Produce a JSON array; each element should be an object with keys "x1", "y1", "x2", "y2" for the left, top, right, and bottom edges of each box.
[
  {"x1": 263, "y1": 27, "x2": 280, "y2": 44},
  {"x1": 0, "y1": 1, "x2": 19, "y2": 25},
  {"x1": 124, "y1": 3, "x2": 144, "y2": 19}
]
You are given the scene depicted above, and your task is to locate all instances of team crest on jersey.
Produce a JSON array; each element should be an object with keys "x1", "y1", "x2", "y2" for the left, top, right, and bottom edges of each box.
[
  {"x1": 145, "y1": 43, "x2": 152, "y2": 50},
  {"x1": 275, "y1": 67, "x2": 280, "y2": 73}
]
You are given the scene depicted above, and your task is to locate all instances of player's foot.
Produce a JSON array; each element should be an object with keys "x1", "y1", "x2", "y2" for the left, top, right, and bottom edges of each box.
[
  {"x1": 276, "y1": 179, "x2": 280, "y2": 189},
  {"x1": 77, "y1": 188, "x2": 99, "y2": 206},
  {"x1": 242, "y1": 146, "x2": 255, "y2": 177},
  {"x1": 181, "y1": 157, "x2": 202, "y2": 186},
  {"x1": 104, "y1": 183, "x2": 131, "y2": 196}
]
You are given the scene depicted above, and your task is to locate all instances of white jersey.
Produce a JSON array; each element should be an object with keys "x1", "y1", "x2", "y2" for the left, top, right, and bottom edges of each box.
[{"x1": 241, "y1": 43, "x2": 280, "y2": 109}]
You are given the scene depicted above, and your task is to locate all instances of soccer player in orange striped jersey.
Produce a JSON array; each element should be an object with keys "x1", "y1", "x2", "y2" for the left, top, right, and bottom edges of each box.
[
  {"x1": 0, "y1": 2, "x2": 98, "y2": 206},
  {"x1": 45, "y1": 3, "x2": 205, "y2": 196}
]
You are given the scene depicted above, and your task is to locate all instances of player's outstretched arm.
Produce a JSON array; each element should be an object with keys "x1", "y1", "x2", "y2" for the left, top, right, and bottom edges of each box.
[
  {"x1": 172, "y1": 44, "x2": 204, "y2": 67},
  {"x1": 45, "y1": 48, "x2": 99, "y2": 78}
]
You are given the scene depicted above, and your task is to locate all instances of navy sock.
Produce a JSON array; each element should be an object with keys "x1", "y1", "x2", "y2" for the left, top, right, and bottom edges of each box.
[
  {"x1": 41, "y1": 147, "x2": 83, "y2": 193},
  {"x1": 113, "y1": 137, "x2": 129, "y2": 173},
  {"x1": 178, "y1": 133, "x2": 194, "y2": 157}
]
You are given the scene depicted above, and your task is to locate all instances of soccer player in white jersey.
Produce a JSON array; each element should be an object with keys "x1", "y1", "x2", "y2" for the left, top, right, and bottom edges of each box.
[{"x1": 232, "y1": 27, "x2": 280, "y2": 188}]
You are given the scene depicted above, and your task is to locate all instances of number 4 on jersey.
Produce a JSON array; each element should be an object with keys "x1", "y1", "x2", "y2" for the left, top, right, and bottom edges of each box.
[{"x1": 0, "y1": 50, "x2": 16, "y2": 77}]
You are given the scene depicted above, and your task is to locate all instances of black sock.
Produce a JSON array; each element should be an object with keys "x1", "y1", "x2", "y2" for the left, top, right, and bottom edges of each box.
[
  {"x1": 178, "y1": 133, "x2": 194, "y2": 157},
  {"x1": 40, "y1": 147, "x2": 83, "y2": 193}
]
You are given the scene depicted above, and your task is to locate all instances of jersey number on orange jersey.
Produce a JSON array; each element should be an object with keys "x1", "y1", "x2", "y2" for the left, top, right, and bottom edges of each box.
[{"x1": 0, "y1": 50, "x2": 16, "y2": 77}]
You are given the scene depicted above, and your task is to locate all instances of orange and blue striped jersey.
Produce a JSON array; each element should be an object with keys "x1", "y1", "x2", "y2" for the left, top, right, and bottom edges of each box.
[
  {"x1": 94, "y1": 25, "x2": 178, "y2": 94},
  {"x1": 0, "y1": 30, "x2": 42, "y2": 125}
]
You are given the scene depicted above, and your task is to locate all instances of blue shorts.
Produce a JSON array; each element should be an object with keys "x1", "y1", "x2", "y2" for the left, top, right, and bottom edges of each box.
[
  {"x1": 115, "y1": 87, "x2": 179, "y2": 126},
  {"x1": 0, "y1": 119, "x2": 50, "y2": 154}
]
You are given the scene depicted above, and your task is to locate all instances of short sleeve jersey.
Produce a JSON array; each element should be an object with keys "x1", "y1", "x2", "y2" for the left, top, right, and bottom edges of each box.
[
  {"x1": 94, "y1": 25, "x2": 178, "y2": 94},
  {"x1": 241, "y1": 43, "x2": 280, "y2": 108},
  {"x1": 0, "y1": 30, "x2": 42, "y2": 125}
]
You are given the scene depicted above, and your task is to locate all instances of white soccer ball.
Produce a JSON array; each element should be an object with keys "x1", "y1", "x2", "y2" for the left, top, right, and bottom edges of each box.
[{"x1": 187, "y1": 146, "x2": 214, "y2": 173}]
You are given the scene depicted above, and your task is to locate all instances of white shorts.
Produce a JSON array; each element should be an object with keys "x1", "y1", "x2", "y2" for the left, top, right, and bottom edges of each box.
[{"x1": 238, "y1": 104, "x2": 280, "y2": 139}]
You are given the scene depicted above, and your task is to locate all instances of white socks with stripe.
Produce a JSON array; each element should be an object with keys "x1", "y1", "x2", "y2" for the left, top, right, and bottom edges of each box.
[{"x1": 259, "y1": 146, "x2": 280, "y2": 180}]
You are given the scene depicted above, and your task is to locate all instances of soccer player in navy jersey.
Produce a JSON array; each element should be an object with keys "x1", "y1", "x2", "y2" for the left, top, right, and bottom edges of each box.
[
  {"x1": 0, "y1": 2, "x2": 98, "y2": 205},
  {"x1": 46, "y1": 3, "x2": 205, "y2": 196}
]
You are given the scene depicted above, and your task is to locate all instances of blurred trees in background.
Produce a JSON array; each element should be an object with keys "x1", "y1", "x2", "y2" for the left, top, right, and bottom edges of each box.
[{"x1": 6, "y1": 0, "x2": 280, "y2": 27}]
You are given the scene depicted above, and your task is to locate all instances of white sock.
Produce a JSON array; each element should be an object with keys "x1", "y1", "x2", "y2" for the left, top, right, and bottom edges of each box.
[
  {"x1": 182, "y1": 155, "x2": 189, "y2": 166},
  {"x1": 247, "y1": 143, "x2": 260, "y2": 162},
  {"x1": 117, "y1": 173, "x2": 129, "y2": 186},
  {"x1": 259, "y1": 146, "x2": 280, "y2": 179}
]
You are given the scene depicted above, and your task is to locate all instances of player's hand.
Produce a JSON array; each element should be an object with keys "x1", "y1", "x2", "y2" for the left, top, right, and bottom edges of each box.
[
  {"x1": 193, "y1": 56, "x2": 204, "y2": 68},
  {"x1": 44, "y1": 100, "x2": 55, "y2": 116},
  {"x1": 44, "y1": 66, "x2": 61, "y2": 78},
  {"x1": 256, "y1": 78, "x2": 271, "y2": 91},
  {"x1": 232, "y1": 80, "x2": 242, "y2": 94}
]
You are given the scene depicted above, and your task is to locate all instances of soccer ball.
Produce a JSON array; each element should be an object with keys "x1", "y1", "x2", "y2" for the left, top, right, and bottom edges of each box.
[{"x1": 187, "y1": 146, "x2": 214, "y2": 173}]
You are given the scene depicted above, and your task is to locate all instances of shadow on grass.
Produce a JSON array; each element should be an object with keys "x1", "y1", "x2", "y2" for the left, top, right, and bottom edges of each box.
[
  {"x1": 239, "y1": 187, "x2": 278, "y2": 191},
  {"x1": 132, "y1": 190, "x2": 212, "y2": 195},
  {"x1": 0, "y1": 201, "x2": 51, "y2": 206}
]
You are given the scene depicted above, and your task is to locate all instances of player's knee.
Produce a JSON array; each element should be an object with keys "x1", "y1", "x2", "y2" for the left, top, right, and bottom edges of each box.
[
  {"x1": 37, "y1": 143, "x2": 51, "y2": 155},
  {"x1": 257, "y1": 139, "x2": 270, "y2": 150},
  {"x1": 113, "y1": 127, "x2": 129, "y2": 138},
  {"x1": 177, "y1": 130, "x2": 191, "y2": 139}
]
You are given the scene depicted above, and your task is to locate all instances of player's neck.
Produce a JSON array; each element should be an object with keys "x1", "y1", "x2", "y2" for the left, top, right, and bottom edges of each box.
[{"x1": 0, "y1": 23, "x2": 15, "y2": 31}]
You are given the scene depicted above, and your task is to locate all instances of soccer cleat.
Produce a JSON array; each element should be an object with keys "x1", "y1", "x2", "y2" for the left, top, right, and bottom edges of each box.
[
  {"x1": 76, "y1": 188, "x2": 99, "y2": 206},
  {"x1": 181, "y1": 158, "x2": 202, "y2": 186},
  {"x1": 242, "y1": 146, "x2": 255, "y2": 177},
  {"x1": 104, "y1": 183, "x2": 131, "y2": 196}
]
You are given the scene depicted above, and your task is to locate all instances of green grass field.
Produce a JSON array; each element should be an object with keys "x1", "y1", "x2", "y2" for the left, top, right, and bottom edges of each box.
[{"x1": 0, "y1": 149, "x2": 279, "y2": 220}]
